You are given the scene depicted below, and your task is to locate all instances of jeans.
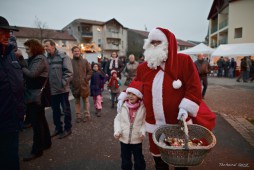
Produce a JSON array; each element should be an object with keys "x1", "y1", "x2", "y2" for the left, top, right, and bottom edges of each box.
[
  {"x1": 51, "y1": 92, "x2": 72, "y2": 132},
  {"x1": 120, "y1": 142, "x2": 146, "y2": 170},
  {"x1": 111, "y1": 93, "x2": 118, "y2": 105},
  {"x1": 200, "y1": 76, "x2": 208, "y2": 97},
  {"x1": 217, "y1": 67, "x2": 223, "y2": 77},
  {"x1": 0, "y1": 132, "x2": 20, "y2": 170}
]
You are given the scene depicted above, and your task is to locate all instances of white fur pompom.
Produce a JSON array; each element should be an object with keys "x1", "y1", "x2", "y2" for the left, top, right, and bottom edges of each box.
[{"x1": 172, "y1": 79, "x2": 182, "y2": 89}]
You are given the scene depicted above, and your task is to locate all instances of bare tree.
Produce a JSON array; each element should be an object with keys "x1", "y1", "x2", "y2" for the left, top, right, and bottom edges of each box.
[{"x1": 33, "y1": 16, "x2": 51, "y2": 43}]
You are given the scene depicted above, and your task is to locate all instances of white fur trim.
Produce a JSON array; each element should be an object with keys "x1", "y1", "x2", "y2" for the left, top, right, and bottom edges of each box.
[
  {"x1": 145, "y1": 122, "x2": 161, "y2": 133},
  {"x1": 126, "y1": 87, "x2": 143, "y2": 99},
  {"x1": 172, "y1": 79, "x2": 182, "y2": 89},
  {"x1": 148, "y1": 28, "x2": 168, "y2": 43},
  {"x1": 186, "y1": 118, "x2": 193, "y2": 124},
  {"x1": 152, "y1": 70, "x2": 166, "y2": 125},
  {"x1": 151, "y1": 153, "x2": 161, "y2": 157},
  {"x1": 179, "y1": 98, "x2": 199, "y2": 117},
  {"x1": 118, "y1": 92, "x2": 127, "y2": 100}
]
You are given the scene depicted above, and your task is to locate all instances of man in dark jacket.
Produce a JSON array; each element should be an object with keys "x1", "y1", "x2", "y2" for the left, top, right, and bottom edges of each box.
[
  {"x1": 194, "y1": 53, "x2": 211, "y2": 99},
  {"x1": 0, "y1": 16, "x2": 25, "y2": 170}
]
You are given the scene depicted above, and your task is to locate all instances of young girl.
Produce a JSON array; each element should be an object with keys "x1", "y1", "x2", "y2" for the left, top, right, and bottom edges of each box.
[
  {"x1": 114, "y1": 81, "x2": 146, "y2": 170},
  {"x1": 107, "y1": 70, "x2": 120, "y2": 108},
  {"x1": 90, "y1": 63, "x2": 105, "y2": 117}
]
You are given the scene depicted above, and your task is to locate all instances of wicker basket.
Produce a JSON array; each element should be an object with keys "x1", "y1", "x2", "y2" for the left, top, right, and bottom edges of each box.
[{"x1": 152, "y1": 122, "x2": 216, "y2": 167}]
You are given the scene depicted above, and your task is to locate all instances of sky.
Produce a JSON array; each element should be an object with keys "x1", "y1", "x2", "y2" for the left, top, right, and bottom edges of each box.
[{"x1": 1, "y1": 0, "x2": 213, "y2": 41}]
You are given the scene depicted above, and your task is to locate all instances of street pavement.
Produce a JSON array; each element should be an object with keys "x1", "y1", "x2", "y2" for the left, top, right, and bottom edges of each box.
[{"x1": 19, "y1": 77, "x2": 254, "y2": 170}]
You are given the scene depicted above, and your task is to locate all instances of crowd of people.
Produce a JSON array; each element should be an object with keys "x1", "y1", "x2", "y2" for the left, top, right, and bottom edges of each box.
[
  {"x1": 216, "y1": 56, "x2": 254, "y2": 82},
  {"x1": 1, "y1": 16, "x2": 224, "y2": 170}
]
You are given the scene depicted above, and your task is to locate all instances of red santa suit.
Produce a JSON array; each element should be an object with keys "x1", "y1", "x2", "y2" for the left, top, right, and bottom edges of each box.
[{"x1": 133, "y1": 27, "x2": 215, "y2": 155}]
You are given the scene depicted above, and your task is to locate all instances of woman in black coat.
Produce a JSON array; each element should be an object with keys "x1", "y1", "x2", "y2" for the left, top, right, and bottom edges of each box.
[{"x1": 18, "y1": 39, "x2": 51, "y2": 161}]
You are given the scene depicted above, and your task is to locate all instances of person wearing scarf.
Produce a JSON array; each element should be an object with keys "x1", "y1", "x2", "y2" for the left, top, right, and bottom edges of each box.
[
  {"x1": 105, "y1": 51, "x2": 125, "y2": 79},
  {"x1": 107, "y1": 70, "x2": 120, "y2": 108},
  {"x1": 114, "y1": 81, "x2": 146, "y2": 170}
]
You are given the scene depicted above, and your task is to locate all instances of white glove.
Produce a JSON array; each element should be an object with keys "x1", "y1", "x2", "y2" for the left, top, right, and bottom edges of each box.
[
  {"x1": 117, "y1": 92, "x2": 127, "y2": 113},
  {"x1": 177, "y1": 108, "x2": 188, "y2": 121}
]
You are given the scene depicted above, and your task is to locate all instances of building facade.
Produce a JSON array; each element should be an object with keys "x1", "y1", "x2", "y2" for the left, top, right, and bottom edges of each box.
[
  {"x1": 14, "y1": 27, "x2": 77, "y2": 58},
  {"x1": 63, "y1": 18, "x2": 128, "y2": 58},
  {"x1": 208, "y1": 0, "x2": 254, "y2": 48}
]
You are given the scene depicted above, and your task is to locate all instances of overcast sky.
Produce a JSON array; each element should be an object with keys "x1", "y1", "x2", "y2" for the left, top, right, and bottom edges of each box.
[{"x1": 1, "y1": 0, "x2": 213, "y2": 41}]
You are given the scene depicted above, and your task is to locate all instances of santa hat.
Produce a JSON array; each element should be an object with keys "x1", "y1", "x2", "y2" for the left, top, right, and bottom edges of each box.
[
  {"x1": 126, "y1": 81, "x2": 143, "y2": 99},
  {"x1": 148, "y1": 27, "x2": 182, "y2": 89},
  {"x1": 111, "y1": 70, "x2": 117, "y2": 75}
]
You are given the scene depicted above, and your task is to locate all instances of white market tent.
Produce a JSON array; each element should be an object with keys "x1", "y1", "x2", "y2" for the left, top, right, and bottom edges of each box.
[
  {"x1": 211, "y1": 43, "x2": 254, "y2": 57},
  {"x1": 178, "y1": 43, "x2": 215, "y2": 55}
]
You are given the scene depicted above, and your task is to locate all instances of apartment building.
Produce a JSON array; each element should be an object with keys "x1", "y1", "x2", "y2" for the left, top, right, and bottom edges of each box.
[
  {"x1": 14, "y1": 27, "x2": 77, "y2": 58},
  {"x1": 63, "y1": 18, "x2": 128, "y2": 58},
  {"x1": 208, "y1": 0, "x2": 254, "y2": 48}
]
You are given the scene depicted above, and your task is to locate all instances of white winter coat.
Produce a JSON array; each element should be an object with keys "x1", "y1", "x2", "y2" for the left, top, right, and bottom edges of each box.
[{"x1": 114, "y1": 102, "x2": 146, "y2": 144}]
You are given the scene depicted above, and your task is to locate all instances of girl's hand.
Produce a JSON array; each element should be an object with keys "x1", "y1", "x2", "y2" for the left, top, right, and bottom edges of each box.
[
  {"x1": 114, "y1": 133, "x2": 121, "y2": 140},
  {"x1": 140, "y1": 134, "x2": 145, "y2": 140}
]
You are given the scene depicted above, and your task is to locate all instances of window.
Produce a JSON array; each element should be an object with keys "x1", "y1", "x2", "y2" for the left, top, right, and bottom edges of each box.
[{"x1": 234, "y1": 27, "x2": 242, "y2": 38}]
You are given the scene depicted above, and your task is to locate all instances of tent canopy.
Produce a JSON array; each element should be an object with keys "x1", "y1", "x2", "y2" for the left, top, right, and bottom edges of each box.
[
  {"x1": 178, "y1": 43, "x2": 215, "y2": 55},
  {"x1": 211, "y1": 43, "x2": 254, "y2": 57}
]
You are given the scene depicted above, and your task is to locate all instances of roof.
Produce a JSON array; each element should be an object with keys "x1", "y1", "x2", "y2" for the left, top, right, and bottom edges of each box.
[
  {"x1": 207, "y1": 0, "x2": 238, "y2": 19},
  {"x1": 177, "y1": 39, "x2": 195, "y2": 47},
  {"x1": 104, "y1": 18, "x2": 124, "y2": 27},
  {"x1": 74, "y1": 18, "x2": 104, "y2": 25},
  {"x1": 14, "y1": 26, "x2": 76, "y2": 41},
  {"x1": 211, "y1": 43, "x2": 254, "y2": 57},
  {"x1": 178, "y1": 43, "x2": 215, "y2": 55},
  {"x1": 71, "y1": 18, "x2": 124, "y2": 27}
]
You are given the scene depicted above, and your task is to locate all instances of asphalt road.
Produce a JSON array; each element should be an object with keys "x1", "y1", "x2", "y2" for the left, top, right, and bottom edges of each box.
[{"x1": 19, "y1": 87, "x2": 254, "y2": 170}]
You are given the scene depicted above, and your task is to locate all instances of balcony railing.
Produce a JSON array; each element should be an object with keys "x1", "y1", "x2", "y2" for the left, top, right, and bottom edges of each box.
[
  {"x1": 211, "y1": 25, "x2": 218, "y2": 34},
  {"x1": 219, "y1": 38, "x2": 228, "y2": 44},
  {"x1": 104, "y1": 44, "x2": 120, "y2": 50},
  {"x1": 105, "y1": 31, "x2": 121, "y2": 39},
  {"x1": 81, "y1": 32, "x2": 93, "y2": 37},
  {"x1": 219, "y1": 19, "x2": 228, "y2": 30}
]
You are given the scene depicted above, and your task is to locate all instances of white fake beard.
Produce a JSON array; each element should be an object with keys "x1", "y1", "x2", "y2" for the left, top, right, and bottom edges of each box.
[{"x1": 143, "y1": 41, "x2": 168, "y2": 69}]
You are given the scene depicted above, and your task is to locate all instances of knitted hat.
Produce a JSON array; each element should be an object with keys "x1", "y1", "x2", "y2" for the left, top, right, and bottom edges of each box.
[
  {"x1": 126, "y1": 81, "x2": 143, "y2": 99},
  {"x1": 148, "y1": 27, "x2": 182, "y2": 89},
  {"x1": 111, "y1": 69, "x2": 117, "y2": 76}
]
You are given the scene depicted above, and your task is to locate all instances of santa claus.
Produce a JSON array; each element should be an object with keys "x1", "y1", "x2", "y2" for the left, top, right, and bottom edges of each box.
[{"x1": 118, "y1": 27, "x2": 215, "y2": 170}]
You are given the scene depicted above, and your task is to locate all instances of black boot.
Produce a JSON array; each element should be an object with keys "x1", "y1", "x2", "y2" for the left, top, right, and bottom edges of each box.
[
  {"x1": 111, "y1": 103, "x2": 114, "y2": 109},
  {"x1": 153, "y1": 156, "x2": 169, "y2": 170}
]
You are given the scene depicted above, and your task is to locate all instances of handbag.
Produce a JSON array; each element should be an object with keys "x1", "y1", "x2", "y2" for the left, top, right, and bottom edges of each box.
[{"x1": 24, "y1": 78, "x2": 48, "y2": 105}]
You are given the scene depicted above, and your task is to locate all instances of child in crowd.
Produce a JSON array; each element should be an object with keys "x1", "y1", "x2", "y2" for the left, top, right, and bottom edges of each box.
[
  {"x1": 90, "y1": 63, "x2": 105, "y2": 117},
  {"x1": 107, "y1": 70, "x2": 120, "y2": 108},
  {"x1": 113, "y1": 81, "x2": 146, "y2": 170}
]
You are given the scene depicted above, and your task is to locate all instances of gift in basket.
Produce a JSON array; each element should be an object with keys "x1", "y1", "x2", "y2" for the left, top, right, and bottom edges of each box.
[{"x1": 152, "y1": 116, "x2": 216, "y2": 167}]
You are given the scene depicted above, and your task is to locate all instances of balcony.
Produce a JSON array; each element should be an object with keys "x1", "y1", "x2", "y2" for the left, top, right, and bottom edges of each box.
[
  {"x1": 219, "y1": 19, "x2": 228, "y2": 30},
  {"x1": 211, "y1": 25, "x2": 218, "y2": 34},
  {"x1": 105, "y1": 31, "x2": 121, "y2": 39},
  {"x1": 81, "y1": 31, "x2": 93, "y2": 37},
  {"x1": 104, "y1": 44, "x2": 120, "y2": 50},
  {"x1": 219, "y1": 38, "x2": 228, "y2": 45}
]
